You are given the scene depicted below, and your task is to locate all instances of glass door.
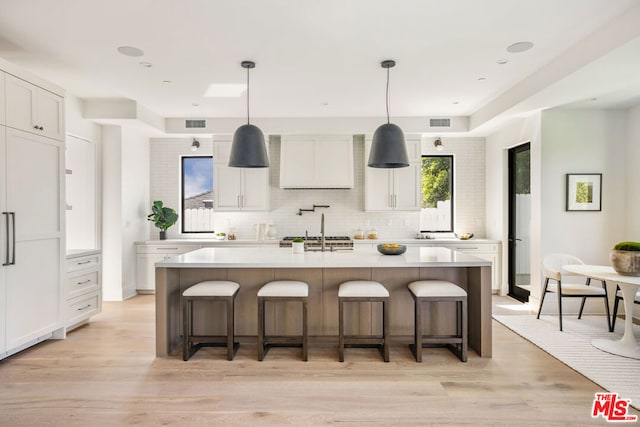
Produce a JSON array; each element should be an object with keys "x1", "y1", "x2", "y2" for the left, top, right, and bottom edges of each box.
[{"x1": 508, "y1": 143, "x2": 531, "y2": 302}]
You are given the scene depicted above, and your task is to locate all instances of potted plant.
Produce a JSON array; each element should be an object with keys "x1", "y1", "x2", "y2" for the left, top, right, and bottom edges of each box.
[
  {"x1": 610, "y1": 241, "x2": 640, "y2": 276},
  {"x1": 147, "y1": 200, "x2": 178, "y2": 240},
  {"x1": 292, "y1": 237, "x2": 305, "y2": 254}
]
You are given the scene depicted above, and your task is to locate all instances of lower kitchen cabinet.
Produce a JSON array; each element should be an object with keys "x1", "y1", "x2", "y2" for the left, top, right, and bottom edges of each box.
[
  {"x1": 136, "y1": 244, "x2": 200, "y2": 293},
  {"x1": 66, "y1": 250, "x2": 102, "y2": 331}
]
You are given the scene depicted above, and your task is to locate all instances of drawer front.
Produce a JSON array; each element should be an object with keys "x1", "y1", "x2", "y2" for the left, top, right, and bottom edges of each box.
[
  {"x1": 66, "y1": 271, "x2": 100, "y2": 299},
  {"x1": 438, "y1": 243, "x2": 498, "y2": 253},
  {"x1": 66, "y1": 293, "x2": 101, "y2": 327},
  {"x1": 67, "y1": 255, "x2": 100, "y2": 273},
  {"x1": 136, "y1": 244, "x2": 200, "y2": 254}
]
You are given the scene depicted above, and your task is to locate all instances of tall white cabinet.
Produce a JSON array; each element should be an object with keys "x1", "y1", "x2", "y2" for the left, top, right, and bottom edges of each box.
[{"x1": 0, "y1": 66, "x2": 65, "y2": 359}]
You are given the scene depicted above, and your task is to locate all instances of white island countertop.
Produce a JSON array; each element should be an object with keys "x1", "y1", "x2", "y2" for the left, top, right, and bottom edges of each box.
[{"x1": 156, "y1": 246, "x2": 491, "y2": 269}]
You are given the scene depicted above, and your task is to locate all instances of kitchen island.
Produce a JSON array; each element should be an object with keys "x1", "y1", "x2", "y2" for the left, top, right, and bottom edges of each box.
[{"x1": 155, "y1": 246, "x2": 492, "y2": 358}]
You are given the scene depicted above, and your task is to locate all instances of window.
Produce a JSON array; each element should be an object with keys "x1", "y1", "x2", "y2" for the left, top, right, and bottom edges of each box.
[
  {"x1": 420, "y1": 155, "x2": 453, "y2": 232},
  {"x1": 181, "y1": 156, "x2": 214, "y2": 233}
]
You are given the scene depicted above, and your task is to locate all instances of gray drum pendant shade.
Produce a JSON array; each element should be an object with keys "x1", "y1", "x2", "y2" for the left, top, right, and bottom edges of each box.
[
  {"x1": 229, "y1": 61, "x2": 269, "y2": 168},
  {"x1": 367, "y1": 60, "x2": 409, "y2": 168}
]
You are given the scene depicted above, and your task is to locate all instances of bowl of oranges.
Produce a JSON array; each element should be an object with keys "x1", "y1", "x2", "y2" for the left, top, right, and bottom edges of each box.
[{"x1": 377, "y1": 243, "x2": 406, "y2": 255}]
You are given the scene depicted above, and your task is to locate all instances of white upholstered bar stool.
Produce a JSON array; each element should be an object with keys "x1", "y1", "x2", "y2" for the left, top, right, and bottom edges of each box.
[
  {"x1": 257, "y1": 280, "x2": 308, "y2": 361},
  {"x1": 338, "y1": 280, "x2": 390, "y2": 362},
  {"x1": 408, "y1": 280, "x2": 467, "y2": 362},
  {"x1": 182, "y1": 280, "x2": 240, "y2": 361}
]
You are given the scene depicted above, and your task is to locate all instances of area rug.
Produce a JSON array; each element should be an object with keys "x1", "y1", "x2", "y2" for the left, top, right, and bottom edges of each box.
[{"x1": 493, "y1": 314, "x2": 640, "y2": 410}]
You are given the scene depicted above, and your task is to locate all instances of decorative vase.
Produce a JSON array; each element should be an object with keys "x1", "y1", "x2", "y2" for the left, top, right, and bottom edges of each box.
[
  {"x1": 292, "y1": 242, "x2": 304, "y2": 254},
  {"x1": 610, "y1": 250, "x2": 640, "y2": 276},
  {"x1": 159, "y1": 230, "x2": 167, "y2": 240}
]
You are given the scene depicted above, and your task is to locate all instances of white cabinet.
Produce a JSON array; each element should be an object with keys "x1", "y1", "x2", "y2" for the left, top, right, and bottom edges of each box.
[
  {"x1": 136, "y1": 244, "x2": 200, "y2": 293},
  {"x1": 1, "y1": 127, "x2": 65, "y2": 356},
  {"x1": 437, "y1": 242, "x2": 501, "y2": 292},
  {"x1": 280, "y1": 135, "x2": 354, "y2": 188},
  {"x1": 365, "y1": 137, "x2": 422, "y2": 211},
  {"x1": 0, "y1": 72, "x2": 5, "y2": 125},
  {"x1": 5, "y1": 74, "x2": 64, "y2": 141},
  {"x1": 66, "y1": 251, "x2": 102, "y2": 331},
  {"x1": 213, "y1": 140, "x2": 269, "y2": 211}
]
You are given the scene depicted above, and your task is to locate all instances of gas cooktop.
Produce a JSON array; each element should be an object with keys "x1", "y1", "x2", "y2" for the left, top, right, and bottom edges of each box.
[
  {"x1": 279, "y1": 236, "x2": 353, "y2": 248},
  {"x1": 281, "y1": 236, "x2": 351, "y2": 241}
]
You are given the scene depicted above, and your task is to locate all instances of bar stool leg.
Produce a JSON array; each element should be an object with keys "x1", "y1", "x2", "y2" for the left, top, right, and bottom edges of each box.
[
  {"x1": 302, "y1": 299, "x2": 308, "y2": 361},
  {"x1": 226, "y1": 297, "x2": 233, "y2": 361},
  {"x1": 338, "y1": 298, "x2": 345, "y2": 362},
  {"x1": 412, "y1": 298, "x2": 422, "y2": 362},
  {"x1": 258, "y1": 297, "x2": 265, "y2": 361},
  {"x1": 183, "y1": 298, "x2": 190, "y2": 361},
  {"x1": 461, "y1": 298, "x2": 468, "y2": 362},
  {"x1": 382, "y1": 299, "x2": 390, "y2": 362}
]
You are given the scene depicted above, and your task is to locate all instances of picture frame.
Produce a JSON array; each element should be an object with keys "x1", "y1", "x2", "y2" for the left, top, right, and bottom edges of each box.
[{"x1": 566, "y1": 173, "x2": 602, "y2": 211}]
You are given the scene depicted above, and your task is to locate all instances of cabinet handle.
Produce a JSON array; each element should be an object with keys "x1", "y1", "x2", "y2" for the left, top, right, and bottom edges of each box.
[
  {"x1": 9, "y1": 212, "x2": 15, "y2": 265},
  {"x1": 241, "y1": 194, "x2": 245, "y2": 207},
  {"x1": 237, "y1": 195, "x2": 240, "y2": 208},
  {"x1": 33, "y1": 125, "x2": 39, "y2": 130},
  {"x1": 157, "y1": 247, "x2": 178, "y2": 250},
  {"x1": 394, "y1": 194, "x2": 397, "y2": 208},
  {"x1": 39, "y1": 126, "x2": 44, "y2": 131},
  {"x1": 76, "y1": 279, "x2": 92, "y2": 285},
  {"x1": 389, "y1": 195, "x2": 392, "y2": 208},
  {"x1": 2, "y1": 212, "x2": 9, "y2": 266},
  {"x1": 76, "y1": 304, "x2": 92, "y2": 311},
  {"x1": 77, "y1": 260, "x2": 92, "y2": 265}
]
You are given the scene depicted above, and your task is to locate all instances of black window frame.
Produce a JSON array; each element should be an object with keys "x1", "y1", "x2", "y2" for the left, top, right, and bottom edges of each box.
[
  {"x1": 180, "y1": 155, "x2": 214, "y2": 234},
  {"x1": 420, "y1": 154, "x2": 454, "y2": 233}
]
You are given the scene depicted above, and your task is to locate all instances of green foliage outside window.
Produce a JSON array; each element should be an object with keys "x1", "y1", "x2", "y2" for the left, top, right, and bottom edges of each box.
[{"x1": 421, "y1": 156, "x2": 452, "y2": 208}]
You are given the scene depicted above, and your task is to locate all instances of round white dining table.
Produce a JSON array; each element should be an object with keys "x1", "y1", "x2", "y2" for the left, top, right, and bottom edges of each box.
[{"x1": 563, "y1": 264, "x2": 640, "y2": 359}]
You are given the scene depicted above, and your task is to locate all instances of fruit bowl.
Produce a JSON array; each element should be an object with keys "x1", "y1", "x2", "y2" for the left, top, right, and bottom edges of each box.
[
  {"x1": 377, "y1": 244, "x2": 407, "y2": 255},
  {"x1": 455, "y1": 233, "x2": 474, "y2": 240}
]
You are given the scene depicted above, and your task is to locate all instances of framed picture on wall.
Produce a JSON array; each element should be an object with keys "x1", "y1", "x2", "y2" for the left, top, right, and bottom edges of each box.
[{"x1": 566, "y1": 173, "x2": 602, "y2": 211}]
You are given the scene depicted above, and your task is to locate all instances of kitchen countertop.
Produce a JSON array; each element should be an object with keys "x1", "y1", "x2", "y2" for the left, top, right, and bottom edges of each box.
[
  {"x1": 156, "y1": 246, "x2": 491, "y2": 269},
  {"x1": 136, "y1": 238, "x2": 500, "y2": 245},
  {"x1": 66, "y1": 248, "x2": 101, "y2": 259}
]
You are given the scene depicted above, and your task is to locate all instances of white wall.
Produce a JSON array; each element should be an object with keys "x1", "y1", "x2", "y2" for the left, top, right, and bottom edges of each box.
[
  {"x1": 626, "y1": 105, "x2": 640, "y2": 238},
  {"x1": 149, "y1": 135, "x2": 486, "y2": 241},
  {"x1": 540, "y1": 109, "x2": 627, "y2": 261},
  {"x1": 101, "y1": 125, "x2": 150, "y2": 301},
  {"x1": 485, "y1": 113, "x2": 542, "y2": 297}
]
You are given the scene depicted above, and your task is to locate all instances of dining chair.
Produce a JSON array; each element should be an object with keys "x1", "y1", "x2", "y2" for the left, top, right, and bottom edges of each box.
[
  {"x1": 538, "y1": 253, "x2": 612, "y2": 332},
  {"x1": 610, "y1": 286, "x2": 640, "y2": 331}
]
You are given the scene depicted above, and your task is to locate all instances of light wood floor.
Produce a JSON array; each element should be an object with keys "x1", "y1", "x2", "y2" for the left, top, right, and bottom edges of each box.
[{"x1": 0, "y1": 295, "x2": 636, "y2": 426}]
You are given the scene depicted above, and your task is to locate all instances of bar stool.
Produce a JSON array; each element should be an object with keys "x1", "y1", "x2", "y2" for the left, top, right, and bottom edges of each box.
[
  {"x1": 338, "y1": 280, "x2": 389, "y2": 362},
  {"x1": 182, "y1": 280, "x2": 240, "y2": 361},
  {"x1": 257, "y1": 280, "x2": 308, "y2": 361},
  {"x1": 408, "y1": 280, "x2": 467, "y2": 362}
]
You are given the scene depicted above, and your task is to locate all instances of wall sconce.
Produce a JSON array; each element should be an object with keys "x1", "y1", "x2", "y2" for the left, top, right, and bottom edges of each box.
[
  {"x1": 434, "y1": 138, "x2": 443, "y2": 151},
  {"x1": 191, "y1": 138, "x2": 200, "y2": 152}
]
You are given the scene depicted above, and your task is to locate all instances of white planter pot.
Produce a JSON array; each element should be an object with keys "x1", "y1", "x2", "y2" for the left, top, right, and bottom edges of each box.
[{"x1": 292, "y1": 242, "x2": 305, "y2": 254}]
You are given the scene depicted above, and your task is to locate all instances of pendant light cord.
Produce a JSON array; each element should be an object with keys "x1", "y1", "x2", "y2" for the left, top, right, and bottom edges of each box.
[
  {"x1": 385, "y1": 66, "x2": 390, "y2": 124},
  {"x1": 246, "y1": 66, "x2": 250, "y2": 125}
]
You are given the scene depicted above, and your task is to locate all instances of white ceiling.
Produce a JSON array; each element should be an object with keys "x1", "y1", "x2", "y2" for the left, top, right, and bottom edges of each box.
[{"x1": 1, "y1": 0, "x2": 639, "y2": 133}]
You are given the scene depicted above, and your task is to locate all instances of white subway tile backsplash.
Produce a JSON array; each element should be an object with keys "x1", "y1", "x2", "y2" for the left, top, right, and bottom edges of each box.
[{"x1": 150, "y1": 135, "x2": 485, "y2": 240}]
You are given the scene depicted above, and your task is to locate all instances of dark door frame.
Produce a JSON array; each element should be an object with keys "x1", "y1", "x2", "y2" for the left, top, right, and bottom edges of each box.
[{"x1": 508, "y1": 142, "x2": 531, "y2": 302}]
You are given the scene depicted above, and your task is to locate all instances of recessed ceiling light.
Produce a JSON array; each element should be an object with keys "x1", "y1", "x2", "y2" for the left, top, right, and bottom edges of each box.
[
  {"x1": 163, "y1": 80, "x2": 172, "y2": 84},
  {"x1": 452, "y1": 101, "x2": 459, "y2": 105},
  {"x1": 477, "y1": 77, "x2": 487, "y2": 81},
  {"x1": 139, "y1": 62, "x2": 152, "y2": 68},
  {"x1": 590, "y1": 97, "x2": 598, "y2": 101},
  {"x1": 192, "y1": 102, "x2": 200, "y2": 107},
  {"x1": 507, "y1": 41, "x2": 534, "y2": 53},
  {"x1": 320, "y1": 102, "x2": 329, "y2": 106},
  {"x1": 497, "y1": 59, "x2": 508, "y2": 65},
  {"x1": 204, "y1": 83, "x2": 247, "y2": 97},
  {"x1": 117, "y1": 46, "x2": 144, "y2": 57}
]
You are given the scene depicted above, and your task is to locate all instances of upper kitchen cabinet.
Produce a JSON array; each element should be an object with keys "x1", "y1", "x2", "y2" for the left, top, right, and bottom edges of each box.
[
  {"x1": 213, "y1": 139, "x2": 269, "y2": 211},
  {"x1": 364, "y1": 136, "x2": 422, "y2": 211},
  {"x1": 0, "y1": 72, "x2": 5, "y2": 125},
  {"x1": 5, "y1": 74, "x2": 64, "y2": 141},
  {"x1": 280, "y1": 135, "x2": 353, "y2": 188}
]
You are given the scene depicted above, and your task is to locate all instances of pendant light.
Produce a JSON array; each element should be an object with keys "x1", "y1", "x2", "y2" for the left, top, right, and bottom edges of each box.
[
  {"x1": 228, "y1": 60, "x2": 269, "y2": 168},
  {"x1": 367, "y1": 60, "x2": 409, "y2": 168}
]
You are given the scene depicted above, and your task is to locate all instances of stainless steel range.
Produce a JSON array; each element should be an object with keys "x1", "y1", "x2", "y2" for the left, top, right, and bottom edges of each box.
[{"x1": 279, "y1": 236, "x2": 353, "y2": 250}]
